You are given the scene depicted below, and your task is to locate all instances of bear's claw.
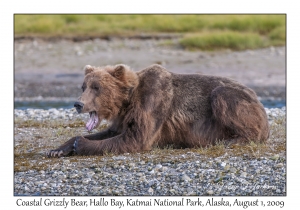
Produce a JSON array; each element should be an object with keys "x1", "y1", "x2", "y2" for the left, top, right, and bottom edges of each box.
[
  {"x1": 47, "y1": 150, "x2": 64, "y2": 158},
  {"x1": 73, "y1": 137, "x2": 78, "y2": 154},
  {"x1": 47, "y1": 136, "x2": 82, "y2": 158}
]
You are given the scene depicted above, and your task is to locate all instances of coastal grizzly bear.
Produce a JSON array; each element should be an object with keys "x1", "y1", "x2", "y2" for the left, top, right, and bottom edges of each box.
[{"x1": 47, "y1": 64, "x2": 269, "y2": 157}]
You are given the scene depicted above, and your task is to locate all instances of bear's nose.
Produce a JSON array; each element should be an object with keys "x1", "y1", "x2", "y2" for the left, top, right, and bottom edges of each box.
[{"x1": 74, "y1": 101, "x2": 84, "y2": 113}]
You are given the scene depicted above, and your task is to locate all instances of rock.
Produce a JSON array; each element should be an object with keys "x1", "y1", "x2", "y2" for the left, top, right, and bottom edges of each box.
[
  {"x1": 63, "y1": 160, "x2": 70, "y2": 164},
  {"x1": 24, "y1": 185, "x2": 30, "y2": 191},
  {"x1": 230, "y1": 167, "x2": 237, "y2": 173},
  {"x1": 181, "y1": 174, "x2": 191, "y2": 182},
  {"x1": 87, "y1": 172, "x2": 95, "y2": 178},
  {"x1": 220, "y1": 162, "x2": 226, "y2": 168},
  {"x1": 271, "y1": 154, "x2": 280, "y2": 161},
  {"x1": 92, "y1": 187, "x2": 101, "y2": 191},
  {"x1": 161, "y1": 167, "x2": 168, "y2": 172},
  {"x1": 240, "y1": 172, "x2": 247, "y2": 178},
  {"x1": 207, "y1": 190, "x2": 214, "y2": 195},
  {"x1": 82, "y1": 178, "x2": 91, "y2": 185},
  {"x1": 155, "y1": 164, "x2": 162, "y2": 171},
  {"x1": 148, "y1": 188, "x2": 154, "y2": 194}
]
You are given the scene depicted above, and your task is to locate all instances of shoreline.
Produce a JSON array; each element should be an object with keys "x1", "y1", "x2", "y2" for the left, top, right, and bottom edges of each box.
[
  {"x1": 15, "y1": 39, "x2": 285, "y2": 100},
  {"x1": 14, "y1": 106, "x2": 286, "y2": 124}
]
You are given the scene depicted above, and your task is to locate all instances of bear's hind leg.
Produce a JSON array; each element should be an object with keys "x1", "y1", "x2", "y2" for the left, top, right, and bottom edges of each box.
[{"x1": 210, "y1": 86, "x2": 269, "y2": 145}]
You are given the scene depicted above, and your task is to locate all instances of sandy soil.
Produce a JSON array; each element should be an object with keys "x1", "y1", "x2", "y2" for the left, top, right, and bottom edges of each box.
[{"x1": 14, "y1": 38, "x2": 286, "y2": 99}]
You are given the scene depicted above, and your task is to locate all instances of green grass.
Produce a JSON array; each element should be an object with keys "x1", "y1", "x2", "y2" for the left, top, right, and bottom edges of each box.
[
  {"x1": 14, "y1": 14, "x2": 286, "y2": 50},
  {"x1": 180, "y1": 31, "x2": 266, "y2": 50}
]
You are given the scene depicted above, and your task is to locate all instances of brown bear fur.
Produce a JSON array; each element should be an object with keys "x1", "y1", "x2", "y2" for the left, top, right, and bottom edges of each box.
[{"x1": 47, "y1": 64, "x2": 269, "y2": 157}]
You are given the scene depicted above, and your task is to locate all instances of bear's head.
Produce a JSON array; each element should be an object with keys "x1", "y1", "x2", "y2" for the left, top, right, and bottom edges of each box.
[{"x1": 74, "y1": 64, "x2": 139, "y2": 131}]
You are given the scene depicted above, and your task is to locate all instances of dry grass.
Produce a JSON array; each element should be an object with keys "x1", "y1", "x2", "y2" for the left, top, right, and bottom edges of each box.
[{"x1": 14, "y1": 115, "x2": 286, "y2": 172}]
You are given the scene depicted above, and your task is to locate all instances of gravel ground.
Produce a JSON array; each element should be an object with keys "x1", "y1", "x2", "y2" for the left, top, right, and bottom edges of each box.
[
  {"x1": 14, "y1": 154, "x2": 286, "y2": 196},
  {"x1": 14, "y1": 107, "x2": 286, "y2": 196}
]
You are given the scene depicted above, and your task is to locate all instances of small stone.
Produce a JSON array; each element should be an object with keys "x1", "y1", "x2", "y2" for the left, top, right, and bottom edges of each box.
[
  {"x1": 148, "y1": 188, "x2": 154, "y2": 194},
  {"x1": 50, "y1": 183, "x2": 57, "y2": 187},
  {"x1": 82, "y1": 178, "x2": 91, "y2": 185},
  {"x1": 271, "y1": 154, "x2": 280, "y2": 161},
  {"x1": 87, "y1": 172, "x2": 95, "y2": 178},
  {"x1": 207, "y1": 190, "x2": 214, "y2": 195},
  {"x1": 224, "y1": 165, "x2": 230, "y2": 171},
  {"x1": 189, "y1": 191, "x2": 197, "y2": 196},
  {"x1": 112, "y1": 156, "x2": 126, "y2": 160},
  {"x1": 63, "y1": 160, "x2": 70, "y2": 164},
  {"x1": 92, "y1": 187, "x2": 101, "y2": 191},
  {"x1": 128, "y1": 163, "x2": 135, "y2": 168},
  {"x1": 230, "y1": 167, "x2": 237, "y2": 173},
  {"x1": 155, "y1": 164, "x2": 162, "y2": 170},
  {"x1": 220, "y1": 162, "x2": 226, "y2": 168},
  {"x1": 275, "y1": 163, "x2": 284, "y2": 168},
  {"x1": 69, "y1": 174, "x2": 78, "y2": 179},
  {"x1": 148, "y1": 170, "x2": 155, "y2": 175},
  {"x1": 240, "y1": 172, "x2": 247, "y2": 178},
  {"x1": 169, "y1": 189, "x2": 176, "y2": 194},
  {"x1": 214, "y1": 177, "x2": 223, "y2": 183},
  {"x1": 34, "y1": 181, "x2": 41, "y2": 186},
  {"x1": 112, "y1": 175, "x2": 118, "y2": 180},
  {"x1": 181, "y1": 174, "x2": 191, "y2": 182},
  {"x1": 58, "y1": 174, "x2": 66, "y2": 179},
  {"x1": 148, "y1": 180, "x2": 156, "y2": 186}
]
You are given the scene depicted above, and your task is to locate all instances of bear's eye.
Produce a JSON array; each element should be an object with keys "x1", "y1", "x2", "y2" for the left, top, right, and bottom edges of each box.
[{"x1": 91, "y1": 84, "x2": 100, "y2": 91}]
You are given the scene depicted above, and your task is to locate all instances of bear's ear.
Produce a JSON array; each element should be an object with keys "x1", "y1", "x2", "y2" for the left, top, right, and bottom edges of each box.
[
  {"x1": 84, "y1": 65, "x2": 94, "y2": 75},
  {"x1": 112, "y1": 64, "x2": 126, "y2": 80},
  {"x1": 110, "y1": 64, "x2": 138, "y2": 87}
]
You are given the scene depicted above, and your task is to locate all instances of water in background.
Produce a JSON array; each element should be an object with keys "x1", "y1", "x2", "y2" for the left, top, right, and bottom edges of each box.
[
  {"x1": 14, "y1": 98, "x2": 286, "y2": 110},
  {"x1": 15, "y1": 100, "x2": 74, "y2": 110}
]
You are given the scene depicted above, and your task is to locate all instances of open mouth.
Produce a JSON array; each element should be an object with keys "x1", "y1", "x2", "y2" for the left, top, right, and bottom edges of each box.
[{"x1": 86, "y1": 111, "x2": 99, "y2": 131}]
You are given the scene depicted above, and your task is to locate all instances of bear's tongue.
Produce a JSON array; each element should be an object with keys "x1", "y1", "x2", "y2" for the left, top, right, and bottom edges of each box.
[{"x1": 86, "y1": 111, "x2": 99, "y2": 131}]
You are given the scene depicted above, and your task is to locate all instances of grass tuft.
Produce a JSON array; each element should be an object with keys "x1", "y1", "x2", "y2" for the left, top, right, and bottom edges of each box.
[
  {"x1": 179, "y1": 31, "x2": 265, "y2": 51},
  {"x1": 268, "y1": 26, "x2": 286, "y2": 42}
]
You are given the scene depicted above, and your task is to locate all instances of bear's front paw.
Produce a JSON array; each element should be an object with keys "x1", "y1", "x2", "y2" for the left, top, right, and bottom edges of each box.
[{"x1": 47, "y1": 136, "x2": 83, "y2": 158}]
